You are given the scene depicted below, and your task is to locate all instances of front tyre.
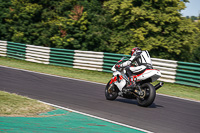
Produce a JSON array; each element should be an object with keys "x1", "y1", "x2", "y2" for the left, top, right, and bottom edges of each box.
[
  {"x1": 105, "y1": 80, "x2": 118, "y2": 100},
  {"x1": 137, "y1": 83, "x2": 156, "y2": 107}
]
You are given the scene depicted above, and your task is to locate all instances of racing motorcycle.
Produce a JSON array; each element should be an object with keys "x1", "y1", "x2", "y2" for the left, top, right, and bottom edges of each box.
[{"x1": 105, "y1": 51, "x2": 164, "y2": 107}]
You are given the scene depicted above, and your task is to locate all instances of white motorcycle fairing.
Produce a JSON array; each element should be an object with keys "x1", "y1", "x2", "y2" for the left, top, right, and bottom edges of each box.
[
  {"x1": 114, "y1": 79, "x2": 126, "y2": 91},
  {"x1": 137, "y1": 69, "x2": 161, "y2": 82},
  {"x1": 111, "y1": 69, "x2": 161, "y2": 91},
  {"x1": 112, "y1": 71, "x2": 126, "y2": 91}
]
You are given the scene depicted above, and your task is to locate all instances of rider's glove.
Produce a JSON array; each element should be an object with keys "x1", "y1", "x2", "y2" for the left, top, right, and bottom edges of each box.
[{"x1": 115, "y1": 64, "x2": 121, "y2": 69}]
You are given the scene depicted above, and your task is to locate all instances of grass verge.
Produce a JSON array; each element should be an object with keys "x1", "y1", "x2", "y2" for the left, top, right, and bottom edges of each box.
[
  {"x1": 0, "y1": 56, "x2": 199, "y2": 102},
  {"x1": 0, "y1": 91, "x2": 54, "y2": 117}
]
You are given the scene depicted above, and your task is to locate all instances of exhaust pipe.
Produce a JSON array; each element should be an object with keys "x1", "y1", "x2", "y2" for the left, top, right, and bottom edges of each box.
[{"x1": 155, "y1": 82, "x2": 164, "y2": 90}]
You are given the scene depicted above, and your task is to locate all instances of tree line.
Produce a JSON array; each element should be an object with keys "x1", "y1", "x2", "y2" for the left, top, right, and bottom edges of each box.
[{"x1": 0, "y1": 0, "x2": 199, "y2": 63}]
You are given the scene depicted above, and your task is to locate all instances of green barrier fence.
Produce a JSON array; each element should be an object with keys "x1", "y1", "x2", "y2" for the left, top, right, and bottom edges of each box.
[
  {"x1": 7, "y1": 41, "x2": 26, "y2": 60},
  {"x1": 50, "y1": 48, "x2": 75, "y2": 68},
  {"x1": 175, "y1": 61, "x2": 200, "y2": 88},
  {"x1": 103, "y1": 52, "x2": 130, "y2": 73},
  {"x1": 0, "y1": 40, "x2": 199, "y2": 87}
]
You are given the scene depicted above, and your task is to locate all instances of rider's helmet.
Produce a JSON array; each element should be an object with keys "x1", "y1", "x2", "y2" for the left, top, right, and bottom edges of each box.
[{"x1": 131, "y1": 47, "x2": 142, "y2": 56}]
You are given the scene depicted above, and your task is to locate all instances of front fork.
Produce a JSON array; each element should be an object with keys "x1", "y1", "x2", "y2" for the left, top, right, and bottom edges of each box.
[
  {"x1": 122, "y1": 74, "x2": 130, "y2": 84},
  {"x1": 108, "y1": 83, "x2": 114, "y2": 93}
]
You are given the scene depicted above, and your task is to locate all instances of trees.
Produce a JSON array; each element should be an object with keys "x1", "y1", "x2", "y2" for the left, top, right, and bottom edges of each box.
[
  {"x1": 0, "y1": 0, "x2": 199, "y2": 62},
  {"x1": 191, "y1": 21, "x2": 200, "y2": 63},
  {"x1": 77, "y1": 0, "x2": 113, "y2": 52},
  {"x1": 1, "y1": 0, "x2": 111, "y2": 51},
  {"x1": 49, "y1": 0, "x2": 112, "y2": 51},
  {"x1": 0, "y1": 0, "x2": 12, "y2": 40},
  {"x1": 1, "y1": 0, "x2": 77, "y2": 47},
  {"x1": 103, "y1": 0, "x2": 199, "y2": 62}
]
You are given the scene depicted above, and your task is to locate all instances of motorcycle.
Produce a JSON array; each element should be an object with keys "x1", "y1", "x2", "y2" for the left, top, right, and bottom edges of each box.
[{"x1": 105, "y1": 51, "x2": 164, "y2": 107}]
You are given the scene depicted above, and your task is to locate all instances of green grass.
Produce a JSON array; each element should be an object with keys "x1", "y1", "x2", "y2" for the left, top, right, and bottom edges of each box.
[
  {"x1": 0, "y1": 56, "x2": 199, "y2": 101},
  {"x1": 0, "y1": 91, "x2": 54, "y2": 116},
  {"x1": 153, "y1": 82, "x2": 200, "y2": 101}
]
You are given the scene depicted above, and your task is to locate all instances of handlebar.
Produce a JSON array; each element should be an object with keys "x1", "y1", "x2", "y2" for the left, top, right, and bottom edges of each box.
[{"x1": 112, "y1": 57, "x2": 127, "y2": 72}]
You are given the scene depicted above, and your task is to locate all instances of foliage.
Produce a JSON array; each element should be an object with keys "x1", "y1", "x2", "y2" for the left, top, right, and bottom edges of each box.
[
  {"x1": 190, "y1": 21, "x2": 200, "y2": 63},
  {"x1": 103, "y1": 0, "x2": 199, "y2": 62},
  {"x1": 186, "y1": 16, "x2": 199, "y2": 21},
  {"x1": 0, "y1": 0, "x2": 12, "y2": 40},
  {"x1": 0, "y1": 0, "x2": 199, "y2": 63},
  {"x1": 77, "y1": 0, "x2": 113, "y2": 52}
]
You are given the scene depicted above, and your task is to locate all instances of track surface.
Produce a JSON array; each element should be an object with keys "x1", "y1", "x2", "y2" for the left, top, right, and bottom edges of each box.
[{"x1": 0, "y1": 66, "x2": 200, "y2": 133}]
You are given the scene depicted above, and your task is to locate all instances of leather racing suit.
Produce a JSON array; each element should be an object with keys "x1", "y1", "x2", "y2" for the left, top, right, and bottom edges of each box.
[{"x1": 119, "y1": 50, "x2": 150, "y2": 82}]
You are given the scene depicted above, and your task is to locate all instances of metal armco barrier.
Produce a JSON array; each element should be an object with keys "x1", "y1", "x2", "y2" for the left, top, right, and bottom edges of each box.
[
  {"x1": 0, "y1": 40, "x2": 199, "y2": 87},
  {"x1": 7, "y1": 41, "x2": 26, "y2": 60},
  {"x1": 26, "y1": 45, "x2": 50, "y2": 64},
  {"x1": 50, "y1": 48, "x2": 74, "y2": 68},
  {"x1": 151, "y1": 58, "x2": 177, "y2": 83},
  {"x1": 73, "y1": 50, "x2": 104, "y2": 71},
  {"x1": 0, "y1": 40, "x2": 7, "y2": 57},
  {"x1": 175, "y1": 62, "x2": 200, "y2": 87},
  {"x1": 103, "y1": 52, "x2": 130, "y2": 73}
]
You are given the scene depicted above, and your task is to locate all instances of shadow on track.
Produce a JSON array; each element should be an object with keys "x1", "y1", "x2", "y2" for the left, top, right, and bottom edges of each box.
[{"x1": 115, "y1": 98, "x2": 164, "y2": 108}]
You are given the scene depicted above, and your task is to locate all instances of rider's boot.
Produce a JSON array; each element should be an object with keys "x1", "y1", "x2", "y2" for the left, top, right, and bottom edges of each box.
[{"x1": 127, "y1": 77, "x2": 136, "y2": 89}]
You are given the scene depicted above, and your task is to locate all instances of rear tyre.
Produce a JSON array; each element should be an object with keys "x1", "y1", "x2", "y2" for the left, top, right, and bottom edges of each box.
[
  {"x1": 105, "y1": 80, "x2": 118, "y2": 100},
  {"x1": 137, "y1": 83, "x2": 156, "y2": 107}
]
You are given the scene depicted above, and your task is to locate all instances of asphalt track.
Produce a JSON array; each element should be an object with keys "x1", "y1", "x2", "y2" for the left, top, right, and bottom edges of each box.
[{"x1": 0, "y1": 66, "x2": 200, "y2": 133}]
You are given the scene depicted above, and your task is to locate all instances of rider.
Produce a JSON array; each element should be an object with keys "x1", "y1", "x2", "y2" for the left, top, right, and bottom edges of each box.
[{"x1": 115, "y1": 47, "x2": 147, "y2": 89}]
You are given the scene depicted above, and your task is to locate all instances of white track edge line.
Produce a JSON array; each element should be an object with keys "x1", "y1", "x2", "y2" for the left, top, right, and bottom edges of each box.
[
  {"x1": 157, "y1": 93, "x2": 200, "y2": 103},
  {"x1": 0, "y1": 65, "x2": 105, "y2": 85},
  {"x1": 39, "y1": 101, "x2": 153, "y2": 133},
  {"x1": 0, "y1": 65, "x2": 199, "y2": 103}
]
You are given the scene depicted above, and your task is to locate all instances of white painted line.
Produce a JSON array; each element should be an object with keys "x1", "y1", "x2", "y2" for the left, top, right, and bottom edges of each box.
[
  {"x1": 39, "y1": 101, "x2": 153, "y2": 133},
  {"x1": 0, "y1": 65, "x2": 105, "y2": 86},
  {"x1": 0, "y1": 65, "x2": 153, "y2": 132},
  {"x1": 0, "y1": 65, "x2": 199, "y2": 103},
  {"x1": 157, "y1": 93, "x2": 200, "y2": 103}
]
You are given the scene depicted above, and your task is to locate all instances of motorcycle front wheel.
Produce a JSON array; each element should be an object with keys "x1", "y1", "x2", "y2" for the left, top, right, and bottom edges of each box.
[
  {"x1": 137, "y1": 83, "x2": 156, "y2": 107},
  {"x1": 105, "y1": 80, "x2": 118, "y2": 100}
]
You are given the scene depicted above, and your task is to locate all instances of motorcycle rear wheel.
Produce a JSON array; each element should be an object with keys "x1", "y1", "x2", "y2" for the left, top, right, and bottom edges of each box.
[
  {"x1": 105, "y1": 80, "x2": 118, "y2": 100},
  {"x1": 137, "y1": 83, "x2": 156, "y2": 107}
]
